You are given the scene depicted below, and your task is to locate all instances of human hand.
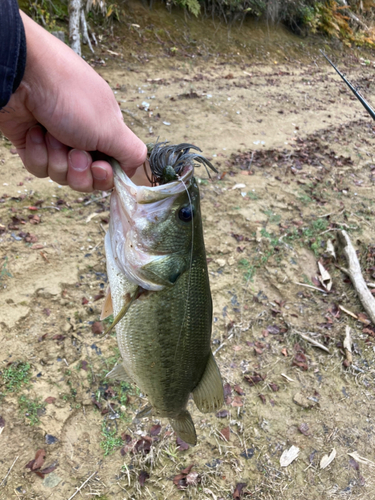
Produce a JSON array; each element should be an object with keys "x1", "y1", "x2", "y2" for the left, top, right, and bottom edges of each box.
[{"x1": 0, "y1": 12, "x2": 147, "y2": 192}]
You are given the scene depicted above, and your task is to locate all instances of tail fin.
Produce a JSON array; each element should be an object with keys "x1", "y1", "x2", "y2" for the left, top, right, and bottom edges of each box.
[{"x1": 169, "y1": 410, "x2": 197, "y2": 446}]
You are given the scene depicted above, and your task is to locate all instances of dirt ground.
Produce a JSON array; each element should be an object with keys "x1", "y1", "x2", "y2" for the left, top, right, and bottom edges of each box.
[{"x1": 2, "y1": 6, "x2": 375, "y2": 500}]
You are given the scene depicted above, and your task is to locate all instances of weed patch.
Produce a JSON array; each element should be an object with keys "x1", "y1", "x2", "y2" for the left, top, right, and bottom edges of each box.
[
  {"x1": 18, "y1": 395, "x2": 46, "y2": 425},
  {"x1": 2, "y1": 362, "x2": 31, "y2": 392}
]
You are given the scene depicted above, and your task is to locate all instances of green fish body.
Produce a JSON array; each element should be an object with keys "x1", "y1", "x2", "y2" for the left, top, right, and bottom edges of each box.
[{"x1": 103, "y1": 154, "x2": 223, "y2": 445}]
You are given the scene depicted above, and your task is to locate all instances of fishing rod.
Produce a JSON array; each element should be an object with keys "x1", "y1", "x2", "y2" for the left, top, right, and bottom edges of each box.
[{"x1": 320, "y1": 49, "x2": 375, "y2": 121}]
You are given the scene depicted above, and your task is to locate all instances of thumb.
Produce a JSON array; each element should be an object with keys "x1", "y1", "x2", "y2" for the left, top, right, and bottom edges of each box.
[{"x1": 99, "y1": 117, "x2": 147, "y2": 175}]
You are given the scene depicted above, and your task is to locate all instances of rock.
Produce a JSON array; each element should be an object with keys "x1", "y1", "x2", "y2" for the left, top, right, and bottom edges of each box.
[
  {"x1": 43, "y1": 472, "x2": 62, "y2": 488},
  {"x1": 45, "y1": 434, "x2": 58, "y2": 445},
  {"x1": 293, "y1": 392, "x2": 316, "y2": 409},
  {"x1": 215, "y1": 258, "x2": 226, "y2": 267}
]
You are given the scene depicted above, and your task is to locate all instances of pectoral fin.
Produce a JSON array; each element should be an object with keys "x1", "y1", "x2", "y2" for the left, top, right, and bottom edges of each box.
[
  {"x1": 192, "y1": 351, "x2": 224, "y2": 413},
  {"x1": 104, "y1": 286, "x2": 142, "y2": 335},
  {"x1": 169, "y1": 410, "x2": 197, "y2": 446},
  {"x1": 106, "y1": 363, "x2": 132, "y2": 383},
  {"x1": 100, "y1": 287, "x2": 113, "y2": 320}
]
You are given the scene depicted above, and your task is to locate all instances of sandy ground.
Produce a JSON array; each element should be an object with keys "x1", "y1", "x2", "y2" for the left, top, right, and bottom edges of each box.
[{"x1": 1, "y1": 8, "x2": 375, "y2": 500}]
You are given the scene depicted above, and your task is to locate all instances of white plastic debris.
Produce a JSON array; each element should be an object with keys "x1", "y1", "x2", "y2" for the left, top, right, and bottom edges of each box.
[
  {"x1": 280, "y1": 445, "x2": 300, "y2": 467},
  {"x1": 162, "y1": 121, "x2": 171, "y2": 126},
  {"x1": 232, "y1": 183, "x2": 246, "y2": 190}
]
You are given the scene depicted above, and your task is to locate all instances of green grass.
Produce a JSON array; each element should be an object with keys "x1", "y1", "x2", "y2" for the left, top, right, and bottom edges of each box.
[
  {"x1": 262, "y1": 209, "x2": 281, "y2": 224},
  {"x1": 100, "y1": 421, "x2": 123, "y2": 456},
  {"x1": 298, "y1": 192, "x2": 313, "y2": 205},
  {"x1": 0, "y1": 257, "x2": 12, "y2": 285},
  {"x1": 18, "y1": 395, "x2": 46, "y2": 425},
  {"x1": 103, "y1": 314, "x2": 114, "y2": 327},
  {"x1": 248, "y1": 191, "x2": 259, "y2": 200},
  {"x1": 2, "y1": 362, "x2": 31, "y2": 391},
  {"x1": 238, "y1": 258, "x2": 256, "y2": 281},
  {"x1": 283, "y1": 218, "x2": 330, "y2": 255}
]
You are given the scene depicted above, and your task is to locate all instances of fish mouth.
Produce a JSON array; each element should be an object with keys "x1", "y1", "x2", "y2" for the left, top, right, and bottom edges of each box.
[{"x1": 108, "y1": 159, "x2": 194, "y2": 291}]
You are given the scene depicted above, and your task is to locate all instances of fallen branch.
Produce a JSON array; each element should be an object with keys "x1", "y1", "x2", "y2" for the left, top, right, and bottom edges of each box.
[{"x1": 337, "y1": 230, "x2": 375, "y2": 325}]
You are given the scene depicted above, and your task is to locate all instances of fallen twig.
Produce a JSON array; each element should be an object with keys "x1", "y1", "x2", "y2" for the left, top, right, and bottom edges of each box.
[
  {"x1": 67, "y1": 471, "x2": 97, "y2": 500},
  {"x1": 213, "y1": 343, "x2": 226, "y2": 355},
  {"x1": 295, "y1": 331, "x2": 330, "y2": 354},
  {"x1": 0, "y1": 456, "x2": 19, "y2": 486},
  {"x1": 338, "y1": 305, "x2": 358, "y2": 319},
  {"x1": 294, "y1": 282, "x2": 327, "y2": 293},
  {"x1": 343, "y1": 325, "x2": 353, "y2": 368},
  {"x1": 337, "y1": 230, "x2": 375, "y2": 325},
  {"x1": 281, "y1": 373, "x2": 295, "y2": 382}
]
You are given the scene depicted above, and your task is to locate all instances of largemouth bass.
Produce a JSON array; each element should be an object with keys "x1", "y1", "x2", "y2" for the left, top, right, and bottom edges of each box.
[{"x1": 101, "y1": 143, "x2": 224, "y2": 445}]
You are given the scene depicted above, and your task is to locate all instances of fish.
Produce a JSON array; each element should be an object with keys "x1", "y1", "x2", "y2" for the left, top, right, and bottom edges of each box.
[{"x1": 101, "y1": 142, "x2": 224, "y2": 445}]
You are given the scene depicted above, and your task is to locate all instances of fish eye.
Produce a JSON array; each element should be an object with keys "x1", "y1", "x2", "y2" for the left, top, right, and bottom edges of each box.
[{"x1": 178, "y1": 205, "x2": 193, "y2": 222}]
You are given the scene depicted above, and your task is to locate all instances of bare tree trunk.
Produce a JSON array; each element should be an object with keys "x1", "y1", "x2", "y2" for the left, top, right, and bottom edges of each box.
[
  {"x1": 69, "y1": 0, "x2": 82, "y2": 55},
  {"x1": 80, "y1": 9, "x2": 95, "y2": 53}
]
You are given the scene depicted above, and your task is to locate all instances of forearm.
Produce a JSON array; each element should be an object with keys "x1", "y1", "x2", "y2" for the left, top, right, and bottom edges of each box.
[{"x1": 0, "y1": 0, "x2": 26, "y2": 109}]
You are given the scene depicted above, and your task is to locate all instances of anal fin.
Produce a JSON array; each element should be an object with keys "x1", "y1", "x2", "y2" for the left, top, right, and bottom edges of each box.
[
  {"x1": 100, "y1": 287, "x2": 113, "y2": 320},
  {"x1": 169, "y1": 410, "x2": 197, "y2": 446},
  {"x1": 192, "y1": 351, "x2": 224, "y2": 413},
  {"x1": 106, "y1": 363, "x2": 132, "y2": 383}
]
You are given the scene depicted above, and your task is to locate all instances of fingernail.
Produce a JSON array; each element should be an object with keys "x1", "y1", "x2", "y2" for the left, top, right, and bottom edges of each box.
[
  {"x1": 69, "y1": 150, "x2": 90, "y2": 171},
  {"x1": 92, "y1": 165, "x2": 107, "y2": 181},
  {"x1": 29, "y1": 126, "x2": 44, "y2": 145}
]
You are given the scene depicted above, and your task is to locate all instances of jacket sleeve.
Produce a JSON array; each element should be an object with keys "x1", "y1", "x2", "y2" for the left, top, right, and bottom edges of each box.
[{"x1": 0, "y1": 0, "x2": 27, "y2": 109}]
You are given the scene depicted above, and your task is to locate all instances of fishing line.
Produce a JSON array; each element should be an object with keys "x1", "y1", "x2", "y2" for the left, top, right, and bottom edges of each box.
[{"x1": 173, "y1": 175, "x2": 194, "y2": 365}]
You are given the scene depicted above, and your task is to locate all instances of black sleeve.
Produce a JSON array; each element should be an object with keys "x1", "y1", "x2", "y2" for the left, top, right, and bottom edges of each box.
[{"x1": 0, "y1": 0, "x2": 27, "y2": 109}]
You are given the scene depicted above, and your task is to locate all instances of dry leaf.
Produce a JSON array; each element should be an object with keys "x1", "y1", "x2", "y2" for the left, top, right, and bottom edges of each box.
[
  {"x1": 220, "y1": 426, "x2": 230, "y2": 441},
  {"x1": 150, "y1": 424, "x2": 161, "y2": 436},
  {"x1": 231, "y1": 396, "x2": 243, "y2": 407},
  {"x1": 348, "y1": 451, "x2": 375, "y2": 467},
  {"x1": 280, "y1": 445, "x2": 300, "y2": 467},
  {"x1": 318, "y1": 262, "x2": 332, "y2": 291},
  {"x1": 138, "y1": 470, "x2": 150, "y2": 487},
  {"x1": 320, "y1": 448, "x2": 336, "y2": 469},
  {"x1": 91, "y1": 321, "x2": 103, "y2": 334},
  {"x1": 176, "y1": 436, "x2": 189, "y2": 450},
  {"x1": 44, "y1": 397, "x2": 56, "y2": 404},
  {"x1": 233, "y1": 482, "x2": 247, "y2": 499}
]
